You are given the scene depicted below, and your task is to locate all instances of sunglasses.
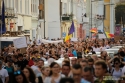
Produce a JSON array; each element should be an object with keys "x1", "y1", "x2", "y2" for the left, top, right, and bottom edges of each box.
[{"x1": 14, "y1": 70, "x2": 21, "y2": 75}]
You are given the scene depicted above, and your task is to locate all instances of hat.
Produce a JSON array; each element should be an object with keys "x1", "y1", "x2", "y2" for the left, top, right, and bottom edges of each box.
[{"x1": 0, "y1": 60, "x2": 3, "y2": 65}]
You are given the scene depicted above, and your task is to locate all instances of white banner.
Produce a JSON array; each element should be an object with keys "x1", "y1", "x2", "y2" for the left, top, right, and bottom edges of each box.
[
  {"x1": 41, "y1": 39, "x2": 63, "y2": 44},
  {"x1": 13, "y1": 37, "x2": 27, "y2": 48},
  {"x1": 98, "y1": 34, "x2": 106, "y2": 39},
  {"x1": 71, "y1": 38, "x2": 78, "y2": 41}
]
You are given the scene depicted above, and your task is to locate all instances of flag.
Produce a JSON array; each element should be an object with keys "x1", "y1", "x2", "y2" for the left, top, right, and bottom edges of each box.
[
  {"x1": 105, "y1": 32, "x2": 114, "y2": 38},
  {"x1": 90, "y1": 28, "x2": 98, "y2": 33},
  {"x1": 0, "y1": 0, "x2": 6, "y2": 34},
  {"x1": 65, "y1": 35, "x2": 70, "y2": 42},
  {"x1": 68, "y1": 21, "x2": 75, "y2": 35}
]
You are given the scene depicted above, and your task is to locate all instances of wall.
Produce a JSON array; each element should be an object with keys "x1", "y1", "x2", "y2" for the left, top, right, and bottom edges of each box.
[{"x1": 45, "y1": 0, "x2": 61, "y2": 39}]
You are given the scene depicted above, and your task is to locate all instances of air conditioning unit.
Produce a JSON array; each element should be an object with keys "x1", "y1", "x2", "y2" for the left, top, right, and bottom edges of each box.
[{"x1": 61, "y1": 16, "x2": 70, "y2": 21}]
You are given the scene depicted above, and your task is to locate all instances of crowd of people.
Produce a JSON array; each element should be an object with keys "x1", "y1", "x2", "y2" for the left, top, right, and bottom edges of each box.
[{"x1": 1, "y1": 38, "x2": 125, "y2": 83}]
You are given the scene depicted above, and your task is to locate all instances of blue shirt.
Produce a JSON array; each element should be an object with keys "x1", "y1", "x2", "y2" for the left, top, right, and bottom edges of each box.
[
  {"x1": 81, "y1": 79, "x2": 91, "y2": 83},
  {"x1": 72, "y1": 50, "x2": 77, "y2": 57}
]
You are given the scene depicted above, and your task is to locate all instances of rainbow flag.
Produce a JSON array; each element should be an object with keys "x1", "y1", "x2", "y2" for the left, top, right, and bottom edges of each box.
[
  {"x1": 90, "y1": 28, "x2": 98, "y2": 33},
  {"x1": 105, "y1": 32, "x2": 114, "y2": 38}
]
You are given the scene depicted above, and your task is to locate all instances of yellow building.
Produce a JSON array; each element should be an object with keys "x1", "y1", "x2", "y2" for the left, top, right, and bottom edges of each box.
[{"x1": 104, "y1": 0, "x2": 111, "y2": 32}]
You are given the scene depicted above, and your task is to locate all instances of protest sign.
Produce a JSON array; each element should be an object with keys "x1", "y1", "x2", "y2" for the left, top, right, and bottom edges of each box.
[{"x1": 13, "y1": 37, "x2": 27, "y2": 48}]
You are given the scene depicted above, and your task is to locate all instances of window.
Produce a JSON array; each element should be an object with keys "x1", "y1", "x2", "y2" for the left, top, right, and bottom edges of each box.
[
  {"x1": 4, "y1": 0, "x2": 7, "y2": 8},
  {"x1": 31, "y1": 0, "x2": 33, "y2": 12},
  {"x1": 25, "y1": 0, "x2": 28, "y2": 14},
  {"x1": 20, "y1": 0, "x2": 22, "y2": 13},
  {"x1": 8, "y1": 0, "x2": 10, "y2": 8},
  {"x1": 33, "y1": 0, "x2": 35, "y2": 13},
  {"x1": 64, "y1": 3, "x2": 67, "y2": 14},
  {"x1": 11, "y1": 0, "x2": 14, "y2": 8},
  {"x1": 15, "y1": 0, "x2": 18, "y2": 12},
  {"x1": 27, "y1": 0, "x2": 29, "y2": 14}
]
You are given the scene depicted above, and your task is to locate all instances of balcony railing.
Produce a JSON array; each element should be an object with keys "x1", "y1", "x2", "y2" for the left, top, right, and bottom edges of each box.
[{"x1": 0, "y1": 7, "x2": 17, "y2": 19}]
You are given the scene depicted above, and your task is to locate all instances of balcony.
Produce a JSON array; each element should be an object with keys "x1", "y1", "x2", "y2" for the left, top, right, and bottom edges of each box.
[{"x1": 0, "y1": 7, "x2": 17, "y2": 19}]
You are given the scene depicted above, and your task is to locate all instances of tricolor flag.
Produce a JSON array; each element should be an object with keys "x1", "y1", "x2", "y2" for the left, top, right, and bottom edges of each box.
[
  {"x1": 105, "y1": 32, "x2": 114, "y2": 38},
  {"x1": 68, "y1": 21, "x2": 75, "y2": 35},
  {"x1": 65, "y1": 21, "x2": 75, "y2": 43},
  {"x1": 65, "y1": 35, "x2": 70, "y2": 42}
]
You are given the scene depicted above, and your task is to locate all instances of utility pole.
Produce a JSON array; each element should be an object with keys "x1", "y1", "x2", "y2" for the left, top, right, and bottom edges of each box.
[{"x1": 90, "y1": 0, "x2": 92, "y2": 38}]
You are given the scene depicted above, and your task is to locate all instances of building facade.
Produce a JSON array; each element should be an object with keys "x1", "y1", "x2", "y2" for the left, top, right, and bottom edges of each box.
[
  {"x1": 0, "y1": 0, "x2": 32, "y2": 38},
  {"x1": 31, "y1": 0, "x2": 39, "y2": 40}
]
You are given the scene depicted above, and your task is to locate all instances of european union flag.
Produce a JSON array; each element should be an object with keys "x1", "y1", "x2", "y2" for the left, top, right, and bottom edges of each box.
[{"x1": 0, "y1": 0, "x2": 6, "y2": 34}]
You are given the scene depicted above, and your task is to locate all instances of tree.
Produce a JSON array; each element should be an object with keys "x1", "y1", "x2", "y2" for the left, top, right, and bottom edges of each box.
[{"x1": 115, "y1": 4, "x2": 125, "y2": 27}]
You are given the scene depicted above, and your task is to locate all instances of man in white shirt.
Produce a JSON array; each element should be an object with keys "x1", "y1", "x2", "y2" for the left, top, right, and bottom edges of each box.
[{"x1": 0, "y1": 60, "x2": 9, "y2": 83}]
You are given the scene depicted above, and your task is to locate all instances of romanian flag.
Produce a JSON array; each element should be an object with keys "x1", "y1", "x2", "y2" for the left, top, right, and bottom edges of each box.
[
  {"x1": 90, "y1": 28, "x2": 98, "y2": 33},
  {"x1": 65, "y1": 21, "x2": 75, "y2": 43},
  {"x1": 65, "y1": 35, "x2": 70, "y2": 42},
  {"x1": 105, "y1": 32, "x2": 114, "y2": 38}
]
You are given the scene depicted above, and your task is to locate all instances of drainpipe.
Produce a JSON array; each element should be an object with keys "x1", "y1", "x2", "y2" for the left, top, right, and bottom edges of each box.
[{"x1": 43, "y1": 0, "x2": 45, "y2": 38}]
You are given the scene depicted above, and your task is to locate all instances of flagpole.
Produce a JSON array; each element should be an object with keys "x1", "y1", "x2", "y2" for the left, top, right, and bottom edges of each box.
[{"x1": 0, "y1": 20, "x2": 2, "y2": 51}]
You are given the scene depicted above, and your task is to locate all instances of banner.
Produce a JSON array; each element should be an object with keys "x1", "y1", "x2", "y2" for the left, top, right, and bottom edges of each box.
[
  {"x1": 41, "y1": 39, "x2": 63, "y2": 44},
  {"x1": 114, "y1": 25, "x2": 121, "y2": 36},
  {"x1": 98, "y1": 33, "x2": 106, "y2": 39},
  {"x1": 13, "y1": 37, "x2": 27, "y2": 48}
]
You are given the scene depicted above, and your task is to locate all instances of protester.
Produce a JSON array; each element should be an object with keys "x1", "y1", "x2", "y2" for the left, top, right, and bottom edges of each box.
[
  {"x1": 1, "y1": 38, "x2": 125, "y2": 83},
  {"x1": 13, "y1": 70, "x2": 29, "y2": 83}
]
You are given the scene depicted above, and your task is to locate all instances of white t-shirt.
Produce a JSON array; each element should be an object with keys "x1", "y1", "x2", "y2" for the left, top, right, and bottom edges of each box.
[
  {"x1": 0, "y1": 68, "x2": 9, "y2": 83},
  {"x1": 112, "y1": 67, "x2": 122, "y2": 79},
  {"x1": 99, "y1": 46, "x2": 106, "y2": 51},
  {"x1": 44, "y1": 74, "x2": 65, "y2": 83},
  {"x1": 31, "y1": 65, "x2": 38, "y2": 71},
  {"x1": 93, "y1": 47, "x2": 100, "y2": 52}
]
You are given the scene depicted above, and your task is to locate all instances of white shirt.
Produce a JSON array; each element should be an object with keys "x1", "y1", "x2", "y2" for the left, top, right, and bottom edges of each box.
[
  {"x1": 99, "y1": 46, "x2": 106, "y2": 51},
  {"x1": 105, "y1": 45, "x2": 110, "y2": 49},
  {"x1": 0, "y1": 68, "x2": 9, "y2": 83},
  {"x1": 31, "y1": 65, "x2": 38, "y2": 71},
  {"x1": 93, "y1": 47, "x2": 100, "y2": 52},
  {"x1": 44, "y1": 74, "x2": 65, "y2": 83},
  {"x1": 112, "y1": 67, "x2": 122, "y2": 79}
]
